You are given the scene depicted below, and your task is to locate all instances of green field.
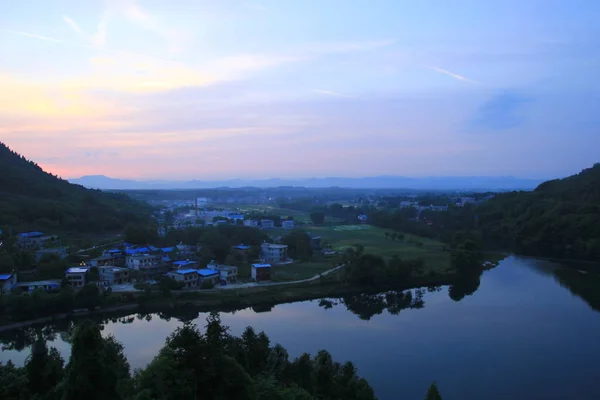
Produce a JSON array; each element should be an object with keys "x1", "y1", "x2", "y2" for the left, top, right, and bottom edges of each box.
[
  {"x1": 308, "y1": 224, "x2": 451, "y2": 272},
  {"x1": 266, "y1": 224, "x2": 451, "y2": 282}
]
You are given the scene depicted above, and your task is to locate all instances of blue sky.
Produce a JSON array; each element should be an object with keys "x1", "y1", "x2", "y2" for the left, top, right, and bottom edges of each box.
[{"x1": 1, "y1": 0, "x2": 599, "y2": 180}]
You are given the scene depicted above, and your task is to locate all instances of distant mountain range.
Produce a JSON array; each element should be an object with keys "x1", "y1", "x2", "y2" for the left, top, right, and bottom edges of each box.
[{"x1": 69, "y1": 175, "x2": 545, "y2": 191}]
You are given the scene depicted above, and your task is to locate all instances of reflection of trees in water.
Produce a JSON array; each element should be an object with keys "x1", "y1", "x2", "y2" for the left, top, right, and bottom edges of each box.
[
  {"x1": 553, "y1": 268, "x2": 600, "y2": 312},
  {"x1": 448, "y1": 270, "x2": 483, "y2": 302},
  {"x1": 318, "y1": 288, "x2": 428, "y2": 321}
]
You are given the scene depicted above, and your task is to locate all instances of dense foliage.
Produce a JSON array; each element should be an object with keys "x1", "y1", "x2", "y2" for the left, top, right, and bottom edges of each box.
[
  {"x1": 476, "y1": 164, "x2": 600, "y2": 261},
  {"x1": 0, "y1": 143, "x2": 152, "y2": 235},
  {"x1": 0, "y1": 315, "x2": 380, "y2": 400}
]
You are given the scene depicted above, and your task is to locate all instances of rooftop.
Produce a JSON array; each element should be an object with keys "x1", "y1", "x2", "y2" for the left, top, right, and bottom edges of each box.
[
  {"x1": 0, "y1": 274, "x2": 13, "y2": 280},
  {"x1": 173, "y1": 269, "x2": 197, "y2": 275},
  {"x1": 174, "y1": 260, "x2": 196, "y2": 266},
  {"x1": 263, "y1": 243, "x2": 288, "y2": 249},
  {"x1": 18, "y1": 232, "x2": 44, "y2": 238},
  {"x1": 235, "y1": 245, "x2": 251, "y2": 250},
  {"x1": 252, "y1": 263, "x2": 272, "y2": 269},
  {"x1": 66, "y1": 267, "x2": 89, "y2": 274},
  {"x1": 197, "y1": 269, "x2": 219, "y2": 276}
]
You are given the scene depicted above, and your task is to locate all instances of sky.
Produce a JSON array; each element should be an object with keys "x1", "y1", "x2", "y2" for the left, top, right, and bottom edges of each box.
[{"x1": 1, "y1": 0, "x2": 599, "y2": 181}]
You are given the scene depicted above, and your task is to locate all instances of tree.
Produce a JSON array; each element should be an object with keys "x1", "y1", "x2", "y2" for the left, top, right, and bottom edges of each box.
[
  {"x1": 282, "y1": 230, "x2": 313, "y2": 261},
  {"x1": 76, "y1": 284, "x2": 102, "y2": 311},
  {"x1": 62, "y1": 321, "x2": 125, "y2": 400},
  {"x1": 425, "y1": 381, "x2": 443, "y2": 400},
  {"x1": 25, "y1": 337, "x2": 64, "y2": 399},
  {"x1": 310, "y1": 211, "x2": 325, "y2": 225}
]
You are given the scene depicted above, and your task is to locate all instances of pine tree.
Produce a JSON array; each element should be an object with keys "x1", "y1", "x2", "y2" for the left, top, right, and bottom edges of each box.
[{"x1": 425, "y1": 381, "x2": 443, "y2": 400}]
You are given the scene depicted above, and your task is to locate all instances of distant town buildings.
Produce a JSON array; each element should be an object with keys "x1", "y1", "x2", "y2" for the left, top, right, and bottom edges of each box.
[
  {"x1": 244, "y1": 220, "x2": 259, "y2": 228},
  {"x1": 260, "y1": 219, "x2": 275, "y2": 229},
  {"x1": 281, "y1": 220, "x2": 295, "y2": 230}
]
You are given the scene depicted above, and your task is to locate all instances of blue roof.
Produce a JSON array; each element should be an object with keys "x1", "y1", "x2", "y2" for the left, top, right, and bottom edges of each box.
[
  {"x1": 197, "y1": 269, "x2": 219, "y2": 276},
  {"x1": 252, "y1": 263, "x2": 272, "y2": 269},
  {"x1": 66, "y1": 267, "x2": 89, "y2": 274},
  {"x1": 0, "y1": 274, "x2": 13, "y2": 280},
  {"x1": 149, "y1": 246, "x2": 159, "y2": 251},
  {"x1": 174, "y1": 260, "x2": 195, "y2": 266},
  {"x1": 235, "y1": 245, "x2": 251, "y2": 250},
  {"x1": 174, "y1": 269, "x2": 197, "y2": 274},
  {"x1": 137, "y1": 247, "x2": 150, "y2": 253},
  {"x1": 106, "y1": 249, "x2": 121, "y2": 254},
  {"x1": 125, "y1": 249, "x2": 137, "y2": 255},
  {"x1": 18, "y1": 232, "x2": 44, "y2": 238},
  {"x1": 161, "y1": 247, "x2": 175, "y2": 253}
]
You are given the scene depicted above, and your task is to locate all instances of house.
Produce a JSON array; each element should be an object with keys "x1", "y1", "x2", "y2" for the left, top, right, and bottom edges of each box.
[
  {"x1": 125, "y1": 254, "x2": 166, "y2": 279},
  {"x1": 65, "y1": 267, "x2": 89, "y2": 288},
  {"x1": 90, "y1": 254, "x2": 123, "y2": 267},
  {"x1": 196, "y1": 269, "x2": 220, "y2": 286},
  {"x1": 0, "y1": 273, "x2": 17, "y2": 293},
  {"x1": 14, "y1": 280, "x2": 60, "y2": 293},
  {"x1": 35, "y1": 247, "x2": 67, "y2": 263},
  {"x1": 251, "y1": 263, "x2": 272, "y2": 282},
  {"x1": 261, "y1": 243, "x2": 288, "y2": 263},
  {"x1": 244, "y1": 220, "x2": 259, "y2": 228},
  {"x1": 207, "y1": 261, "x2": 238, "y2": 284},
  {"x1": 260, "y1": 219, "x2": 275, "y2": 229},
  {"x1": 310, "y1": 236, "x2": 323, "y2": 250},
  {"x1": 430, "y1": 205, "x2": 449, "y2": 212},
  {"x1": 98, "y1": 267, "x2": 130, "y2": 285},
  {"x1": 357, "y1": 214, "x2": 368, "y2": 223},
  {"x1": 227, "y1": 213, "x2": 245, "y2": 222},
  {"x1": 17, "y1": 232, "x2": 57, "y2": 250},
  {"x1": 282, "y1": 220, "x2": 295, "y2": 230},
  {"x1": 172, "y1": 260, "x2": 198, "y2": 270},
  {"x1": 167, "y1": 269, "x2": 198, "y2": 289}
]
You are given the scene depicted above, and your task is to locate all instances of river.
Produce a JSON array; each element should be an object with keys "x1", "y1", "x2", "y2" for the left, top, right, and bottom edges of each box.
[{"x1": 2, "y1": 255, "x2": 600, "y2": 400}]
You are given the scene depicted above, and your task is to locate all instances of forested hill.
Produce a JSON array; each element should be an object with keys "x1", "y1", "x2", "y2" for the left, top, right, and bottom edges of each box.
[
  {"x1": 477, "y1": 164, "x2": 600, "y2": 262},
  {"x1": 0, "y1": 142, "x2": 152, "y2": 234}
]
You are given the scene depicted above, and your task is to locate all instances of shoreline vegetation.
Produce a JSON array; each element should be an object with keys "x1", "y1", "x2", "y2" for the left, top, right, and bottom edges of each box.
[{"x1": 0, "y1": 269, "x2": 458, "y2": 332}]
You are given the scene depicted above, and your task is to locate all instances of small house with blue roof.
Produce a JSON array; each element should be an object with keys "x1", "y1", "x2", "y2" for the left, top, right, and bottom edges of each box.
[
  {"x1": 0, "y1": 273, "x2": 17, "y2": 293},
  {"x1": 167, "y1": 269, "x2": 198, "y2": 289}
]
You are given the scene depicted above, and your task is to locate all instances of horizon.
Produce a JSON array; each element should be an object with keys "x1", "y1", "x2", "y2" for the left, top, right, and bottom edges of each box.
[{"x1": 2, "y1": 1, "x2": 599, "y2": 180}]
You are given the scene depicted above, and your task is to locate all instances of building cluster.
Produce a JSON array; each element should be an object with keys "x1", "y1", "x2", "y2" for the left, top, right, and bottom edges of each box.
[{"x1": 17, "y1": 232, "x2": 68, "y2": 263}]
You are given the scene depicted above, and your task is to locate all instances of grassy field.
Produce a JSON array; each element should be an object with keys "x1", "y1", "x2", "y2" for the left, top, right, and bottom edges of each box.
[
  {"x1": 218, "y1": 204, "x2": 344, "y2": 224},
  {"x1": 308, "y1": 224, "x2": 451, "y2": 272},
  {"x1": 271, "y1": 256, "x2": 343, "y2": 282}
]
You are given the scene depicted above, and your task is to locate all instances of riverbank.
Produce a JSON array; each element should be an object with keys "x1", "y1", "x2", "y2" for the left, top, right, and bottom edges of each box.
[{"x1": 0, "y1": 271, "x2": 457, "y2": 332}]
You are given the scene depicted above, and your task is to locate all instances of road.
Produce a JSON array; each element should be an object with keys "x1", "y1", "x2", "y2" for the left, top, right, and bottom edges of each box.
[{"x1": 111, "y1": 264, "x2": 346, "y2": 293}]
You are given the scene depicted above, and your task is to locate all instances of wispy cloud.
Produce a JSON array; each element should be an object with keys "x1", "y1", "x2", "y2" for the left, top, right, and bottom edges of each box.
[
  {"x1": 3, "y1": 29, "x2": 63, "y2": 43},
  {"x1": 313, "y1": 89, "x2": 356, "y2": 98},
  {"x1": 425, "y1": 65, "x2": 479, "y2": 84},
  {"x1": 91, "y1": 10, "x2": 110, "y2": 48},
  {"x1": 469, "y1": 90, "x2": 533, "y2": 131},
  {"x1": 63, "y1": 15, "x2": 83, "y2": 35}
]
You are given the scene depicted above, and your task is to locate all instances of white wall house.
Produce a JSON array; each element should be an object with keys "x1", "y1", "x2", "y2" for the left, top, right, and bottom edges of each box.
[
  {"x1": 261, "y1": 243, "x2": 288, "y2": 263},
  {"x1": 282, "y1": 220, "x2": 295, "y2": 230}
]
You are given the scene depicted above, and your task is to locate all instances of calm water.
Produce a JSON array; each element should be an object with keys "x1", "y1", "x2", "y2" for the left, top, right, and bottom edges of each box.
[{"x1": 3, "y1": 256, "x2": 600, "y2": 400}]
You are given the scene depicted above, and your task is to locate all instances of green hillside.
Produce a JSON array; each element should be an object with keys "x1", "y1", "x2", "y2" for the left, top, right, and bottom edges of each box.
[
  {"x1": 477, "y1": 164, "x2": 600, "y2": 261},
  {"x1": 0, "y1": 142, "x2": 152, "y2": 235}
]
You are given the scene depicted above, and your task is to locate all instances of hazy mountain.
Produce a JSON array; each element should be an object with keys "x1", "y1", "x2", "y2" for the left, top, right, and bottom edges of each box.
[{"x1": 70, "y1": 174, "x2": 544, "y2": 191}]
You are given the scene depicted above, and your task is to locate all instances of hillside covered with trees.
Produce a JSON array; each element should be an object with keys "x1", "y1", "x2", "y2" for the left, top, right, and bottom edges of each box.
[
  {"x1": 0, "y1": 142, "x2": 152, "y2": 235},
  {"x1": 476, "y1": 164, "x2": 600, "y2": 261}
]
